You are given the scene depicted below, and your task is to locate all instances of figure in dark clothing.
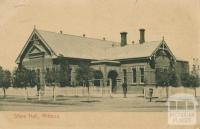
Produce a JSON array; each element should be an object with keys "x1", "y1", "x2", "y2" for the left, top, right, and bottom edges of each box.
[
  {"x1": 37, "y1": 84, "x2": 41, "y2": 96},
  {"x1": 149, "y1": 88, "x2": 153, "y2": 102},
  {"x1": 122, "y1": 82, "x2": 127, "y2": 98}
]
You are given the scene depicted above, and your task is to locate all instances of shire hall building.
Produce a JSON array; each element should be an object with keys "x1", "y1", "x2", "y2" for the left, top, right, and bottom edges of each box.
[{"x1": 15, "y1": 27, "x2": 189, "y2": 92}]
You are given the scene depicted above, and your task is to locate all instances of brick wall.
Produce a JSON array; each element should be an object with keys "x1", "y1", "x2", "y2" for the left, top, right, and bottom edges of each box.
[{"x1": 120, "y1": 62, "x2": 156, "y2": 86}]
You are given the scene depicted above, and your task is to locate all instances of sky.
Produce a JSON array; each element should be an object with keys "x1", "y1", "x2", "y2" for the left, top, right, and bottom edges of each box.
[{"x1": 0, "y1": 0, "x2": 200, "y2": 70}]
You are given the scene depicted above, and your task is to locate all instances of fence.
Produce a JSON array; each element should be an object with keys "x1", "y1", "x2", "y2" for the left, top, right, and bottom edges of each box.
[
  {"x1": 45, "y1": 86, "x2": 112, "y2": 97},
  {"x1": 144, "y1": 86, "x2": 200, "y2": 98},
  {"x1": 0, "y1": 86, "x2": 112, "y2": 98},
  {"x1": 1, "y1": 86, "x2": 200, "y2": 98}
]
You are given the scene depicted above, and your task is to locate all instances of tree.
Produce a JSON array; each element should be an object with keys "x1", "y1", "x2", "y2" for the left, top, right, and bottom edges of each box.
[
  {"x1": 45, "y1": 68, "x2": 59, "y2": 100},
  {"x1": 0, "y1": 66, "x2": 12, "y2": 98},
  {"x1": 156, "y1": 70, "x2": 169, "y2": 98},
  {"x1": 156, "y1": 69, "x2": 179, "y2": 98},
  {"x1": 13, "y1": 66, "x2": 38, "y2": 100},
  {"x1": 2, "y1": 70, "x2": 12, "y2": 98},
  {"x1": 168, "y1": 71, "x2": 179, "y2": 87},
  {"x1": 181, "y1": 73, "x2": 200, "y2": 97},
  {"x1": 181, "y1": 73, "x2": 191, "y2": 87},
  {"x1": 76, "y1": 63, "x2": 94, "y2": 99},
  {"x1": 76, "y1": 63, "x2": 94, "y2": 86},
  {"x1": 59, "y1": 60, "x2": 71, "y2": 86},
  {"x1": 0, "y1": 66, "x2": 3, "y2": 95}
]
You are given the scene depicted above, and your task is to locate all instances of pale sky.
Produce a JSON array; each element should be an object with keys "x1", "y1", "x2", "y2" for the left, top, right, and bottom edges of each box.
[{"x1": 0, "y1": 0, "x2": 200, "y2": 70}]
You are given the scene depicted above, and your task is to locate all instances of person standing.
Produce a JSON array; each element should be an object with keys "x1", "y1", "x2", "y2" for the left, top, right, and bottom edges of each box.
[{"x1": 122, "y1": 82, "x2": 127, "y2": 98}]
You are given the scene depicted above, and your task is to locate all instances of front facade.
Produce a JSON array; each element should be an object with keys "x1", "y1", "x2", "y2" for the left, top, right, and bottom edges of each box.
[{"x1": 16, "y1": 28, "x2": 189, "y2": 91}]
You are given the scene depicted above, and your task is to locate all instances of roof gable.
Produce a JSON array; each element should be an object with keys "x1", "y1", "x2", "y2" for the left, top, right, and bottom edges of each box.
[
  {"x1": 15, "y1": 29, "x2": 56, "y2": 63},
  {"x1": 150, "y1": 40, "x2": 176, "y2": 60},
  {"x1": 16, "y1": 28, "x2": 177, "y2": 63}
]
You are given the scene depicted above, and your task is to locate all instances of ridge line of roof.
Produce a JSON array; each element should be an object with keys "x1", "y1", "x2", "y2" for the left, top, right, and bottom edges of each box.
[
  {"x1": 36, "y1": 29, "x2": 120, "y2": 44},
  {"x1": 36, "y1": 29, "x2": 162, "y2": 46},
  {"x1": 123, "y1": 40, "x2": 162, "y2": 46}
]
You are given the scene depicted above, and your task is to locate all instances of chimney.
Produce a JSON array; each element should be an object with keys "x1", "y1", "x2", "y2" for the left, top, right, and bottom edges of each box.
[
  {"x1": 83, "y1": 34, "x2": 86, "y2": 37},
  {"x1": 139, "y1": 28, "x2": 145, "y2": 44},
  {"x1": 120, "y1": 32, "x2": 127, "y2": 46},
  {"x1": 60, "y1": 30, "x2": 63, "y2": 34}
]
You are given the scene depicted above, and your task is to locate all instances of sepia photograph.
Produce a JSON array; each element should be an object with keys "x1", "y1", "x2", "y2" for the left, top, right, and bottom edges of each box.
[{"x1": 0, "y1": 0, "x2": 200, "y2": 129}]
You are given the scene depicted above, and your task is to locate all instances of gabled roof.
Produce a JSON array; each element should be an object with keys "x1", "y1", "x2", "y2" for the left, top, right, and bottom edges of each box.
[
  {"x1": 16, "y1": 28, "x2": 177, "y2": 63},
  {"x1": 36, "y1": 29, "x2": 118, "y2": 60},
  {"x1": 106, "y1": 41, "x2": 162, "y2": 60}
]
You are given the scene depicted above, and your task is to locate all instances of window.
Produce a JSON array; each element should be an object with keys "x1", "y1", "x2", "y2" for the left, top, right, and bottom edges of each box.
[
  {"x1": 156, "y1": 67, "x2": 168, "y2": 72},
  {"x1": 140, "y1": 67, "x2": 144, "y2": 83},
  {"x1": 132, "y1": 68, "x2": 136, "y2": 83},
  {"x1": 123, "y1": 69, "x2": 127, "y2": 83}
]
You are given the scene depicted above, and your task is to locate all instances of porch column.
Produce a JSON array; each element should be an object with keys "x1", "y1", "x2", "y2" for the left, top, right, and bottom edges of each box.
[{"x1": 103, "y1": 64, "x2": 108, "y2": 87}]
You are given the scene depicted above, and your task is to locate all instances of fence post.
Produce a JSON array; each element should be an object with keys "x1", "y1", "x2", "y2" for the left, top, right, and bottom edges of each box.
[
  {"x1": 88, "y1": 86, "x2": 90, "y2": 101},
  {"x1": 93, "y1": 86, "x2": 96, "y2": 96},
  {"x1": 53, "y1": 86, "x2": 56, "y2": 101},
  {"x1": 38, "y1": 90, "x2": 41, "y2": 101},
  {"x1": 110, "y1": 79, "x2": 112, "y2": 97},
  {"x1": 101, "y1": 80, "x2": 103, "y2": 97},
  {"x1": 24, "y1": 87, "x2": 29, "y2": 100},
  {"x1": 24, "y1": 88, "x2": 27, "y2": 100},
  {"x1": 82, "y1": 83, "x2": 84, "y2": 96}
]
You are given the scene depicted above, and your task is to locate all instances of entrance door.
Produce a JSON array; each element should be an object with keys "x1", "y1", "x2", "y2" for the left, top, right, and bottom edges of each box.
[{"x1": 107, "y1": 70, "x2": 118, "y2": 92}]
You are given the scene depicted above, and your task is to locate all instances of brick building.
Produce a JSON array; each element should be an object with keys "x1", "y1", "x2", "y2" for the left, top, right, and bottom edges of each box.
[{"x1": 16, "y1": 28, "x2": 189, "y2": 91}]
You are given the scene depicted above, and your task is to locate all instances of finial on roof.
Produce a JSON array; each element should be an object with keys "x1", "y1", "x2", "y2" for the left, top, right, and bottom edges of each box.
[
  {"x1": 34, "y1": 25, "x2": 36, "y2": 29},
  {"x1": 162, "y1": 36, "x2": 165, "y2": 41}
]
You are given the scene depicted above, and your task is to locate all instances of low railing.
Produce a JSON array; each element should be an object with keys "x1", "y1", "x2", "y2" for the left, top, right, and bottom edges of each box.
[{"x1": 1, "y1": 86, "x2": 199, "y2": 99}]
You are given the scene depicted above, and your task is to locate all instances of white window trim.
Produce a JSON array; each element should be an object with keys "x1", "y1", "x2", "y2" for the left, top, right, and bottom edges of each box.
[
  {"x1": 139, "y1": 66, "x2": 145, "y2": 84},
  {"x1": 131, "y1": 66, "x2": 137, "y2": 84}
]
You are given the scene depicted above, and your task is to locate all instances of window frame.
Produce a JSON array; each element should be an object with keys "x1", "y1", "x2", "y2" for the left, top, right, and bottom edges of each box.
[
  {"x1": 140, "y1": 67, "x2": 145, "y2": 84},
  {"x1": 122, "y1": 69, "x2": 127, "y2": 83},
  {"x1": 132, "y1": 67, "x2": 137, "y2": 84}
]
